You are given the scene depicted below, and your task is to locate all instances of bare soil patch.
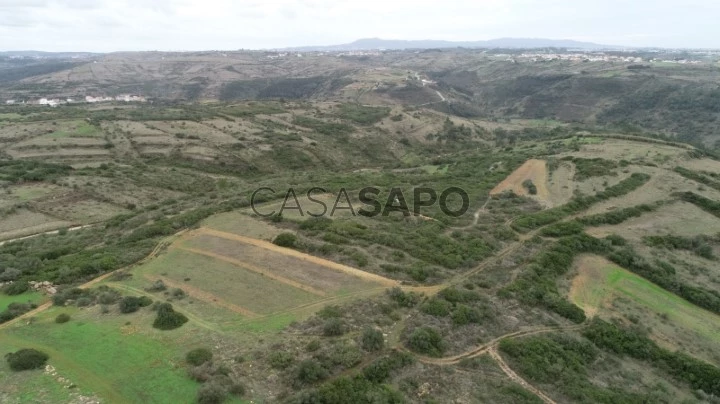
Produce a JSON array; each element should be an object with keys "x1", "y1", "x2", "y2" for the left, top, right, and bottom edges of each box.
[{"x1": 490, "y1": 159, "x2": 551, "y2": 206}]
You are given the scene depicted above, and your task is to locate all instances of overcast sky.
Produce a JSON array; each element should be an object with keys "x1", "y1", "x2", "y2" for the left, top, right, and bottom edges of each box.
[{"x1": 0, "y1": 0, "x2": 718, "y2": 52}]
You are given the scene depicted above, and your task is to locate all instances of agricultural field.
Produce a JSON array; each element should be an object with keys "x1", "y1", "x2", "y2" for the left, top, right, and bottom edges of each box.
[{"x1": 567, "y1": 255, "x2": 720, "y2": 365}]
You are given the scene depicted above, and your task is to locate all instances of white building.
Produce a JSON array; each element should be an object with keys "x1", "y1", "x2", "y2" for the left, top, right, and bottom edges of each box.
[{"x1": 5, "y1": 100, "x2": 15, "y2": 105}]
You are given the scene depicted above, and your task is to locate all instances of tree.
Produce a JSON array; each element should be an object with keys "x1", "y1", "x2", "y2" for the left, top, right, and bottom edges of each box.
[
  {"x1": 153, "y1": 303, "x2": 188, "y2": 330},
  {"x1": 5, "y1": 349, "x2": 49, "y2": 371},
  {"x1": 360, "y1": 327, "x2": 384, "y2": 351}
]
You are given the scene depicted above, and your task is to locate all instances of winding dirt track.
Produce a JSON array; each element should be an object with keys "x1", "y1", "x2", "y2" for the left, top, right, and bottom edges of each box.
[{"x1": 489, "y1": 346, "x2": 557, "y2": 404}]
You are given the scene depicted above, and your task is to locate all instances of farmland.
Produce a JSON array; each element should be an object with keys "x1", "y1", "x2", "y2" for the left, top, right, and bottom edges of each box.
[{"x1": 1, "y1": 49, "x2": 720, "y2": 403}]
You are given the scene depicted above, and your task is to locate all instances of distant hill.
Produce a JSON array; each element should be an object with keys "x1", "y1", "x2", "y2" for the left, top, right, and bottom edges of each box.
[
  {"x1": 0, "y1": 51, "x2": 100, "y2": 59},
  {"x1": 283, "y1": 37, "x2": 618, "y2": 51}
]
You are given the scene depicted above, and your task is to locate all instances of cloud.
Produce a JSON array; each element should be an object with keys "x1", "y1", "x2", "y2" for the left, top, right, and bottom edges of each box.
[{"x1": 0, "y1": 0, "x2": 717, "y2": 51}]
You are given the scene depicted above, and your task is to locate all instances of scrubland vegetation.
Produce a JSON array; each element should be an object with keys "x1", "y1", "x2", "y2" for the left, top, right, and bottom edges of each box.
[{"x1": 2, "y1": 50, "x2": 720, "y2": 403}]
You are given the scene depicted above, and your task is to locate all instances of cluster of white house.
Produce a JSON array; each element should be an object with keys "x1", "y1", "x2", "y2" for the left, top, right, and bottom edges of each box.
[{"x1": 5, "y1": 94, "x2": 146, "y2": 107}]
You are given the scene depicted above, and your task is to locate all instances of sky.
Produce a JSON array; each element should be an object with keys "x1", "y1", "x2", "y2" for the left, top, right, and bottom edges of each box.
[{"x1": 0, "y1": 0, "x2": 718, "y2": 52}]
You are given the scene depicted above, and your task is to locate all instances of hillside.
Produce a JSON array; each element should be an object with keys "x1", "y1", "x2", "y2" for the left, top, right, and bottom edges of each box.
[
  {"x1": 2, "y1": 49, "x2": 719, "y2": 150},
  {"x1": 1, "y1": 54, "x2": 720, "y2": 403}
]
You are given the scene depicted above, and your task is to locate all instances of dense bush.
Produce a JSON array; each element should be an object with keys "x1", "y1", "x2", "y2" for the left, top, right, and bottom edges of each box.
[
  {"x1": 295, "y1": 360, "x2": 329, "y2": 385},
  {"x1": 5, "y1": 348, "x2": 49, "y2": 371},
  {"x1": 522, "y1": 179, "x2": 537, "y2": 195},
  {"x1": 407, "y1": 327, "x2": 445, "y2": 356},
  {"x1": 387, "y1": 287, "x2": 420, "y2": 308},
  {"x1": 499, "y1": 334, "x2": 651, "y2": 403},
  {"x1": 322, "y1": 318, "x2": 346, "y2": 336},
  {"x1": 153, "y1": 303, "x2": 188, "y2": 330},
  {"x1": 583, "y1": 319, "x2": 720, "y2": 396},
  {"x1": 186, "y1": 348, "x2": 213, "y2": 366},
  {"x1": 361, "y1": 351, "x2": 414, "y2": 383},
  {"x1": 273, "y1": 233, "x2": 298, "y2": 248},
  {"x1": 360, "y1": 327, "x2": 384, "y2": 351},
  {"x1": 539, "y1": 221, "x2": 584, "y2": 237},
  {"x1": 289, "y1": 375, "x2": 404, "y2": 403},
  {"x1": 196, "y1": 382, "x2": 227, "y2": 404},
  {"x1": 674, "y1": 166, "x2": 720, "y2": 192},
  {"x1": 563, "y1": 157, "x2": 619, "y2": 179},
  {"x1": 451, "y1": 304, "x2": 484, "y2": 326},
  {"x1": 2, "y1": 281, "x2": 29, "y2": 296},
  {"x1": 119, "y1": 296, "x2": 152, "y2": 314},
  {"x1": 268, "y1": 351, "x2": 295, "y2": 370},
  {"x1": 0, "y1": 302, "x2": 37, "y2": 324},
  {"x1": 55, "y1": 313, "x2": 71, "y2": 324},
  {"x1": 576, "y1": 204, "x2": 656, "y2": 226},
  {"x1": 679, "y1": 191, "x2": 720, "y2": 217},
  {"x1": 643, "y1": 234, "x2": 714, "y2": 259},
  {"x1": 420, "y1": 298, "x2": 452, "y2": 317}
]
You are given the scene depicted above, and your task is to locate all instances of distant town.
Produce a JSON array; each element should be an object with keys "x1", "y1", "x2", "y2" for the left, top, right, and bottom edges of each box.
[{"x1": 5, "y1": 94, "x2": 146, "y2": 107}]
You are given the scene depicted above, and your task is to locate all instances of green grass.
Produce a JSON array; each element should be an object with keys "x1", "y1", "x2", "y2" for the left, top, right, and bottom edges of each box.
[
  {"x1": 45, "y1": 121, "x2": 101, "y2": 138},
  {"x1": 0, "y1": 113, "x2": 23, "y2": 120},
  {"x1": 0, "y1": 291, "x2": 45, "y2": 312},
  {"x1": 571, "y1": 257, "x2": 720, "y2": 344},
  {"x1": 0, "y1": 350, "x2": 78, "y2": 403},
  {"x1": 11, "y1": 185, "x2": 55, "y2": 202},
  {"x1": 0, "y1": 307, "x2": 199, "y2": 403}
]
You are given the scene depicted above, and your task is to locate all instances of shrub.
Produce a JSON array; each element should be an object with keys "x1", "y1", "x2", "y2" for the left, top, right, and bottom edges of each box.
[
  {"x1": 295, "y1": 360, "x2": 329, "y2": 385},
  {"x1": 268, "y1": 351, "x2": 295, "y2": 370},
  {"x1": 2, "y1": 281, "x2": 29, "y2": 296},
  {"x1": 229, "y1": 383, "x2": 245, "y2": 396},
  {"x1": 362, "y1": 351, "x2": 415, "y2": 383},
  {"x1": 273, "y1": 233, "x2": 297, "y2": 248},
  {"x1": 153, "y1": 303, "x2": 188, "y2": 330},
  {"x1": 186, "y1": 348, "x2": 213, "y2": 366},
  {"x1": 5, "y1": 348, "x2": 49, "y2": 371},
  {"x1": 522, "y1": 179, "x2": 537, "y2": 195},
  {"x1": 119, "y1": 296, "x2": 143, "y2": 313},
  {"x1": 387, "y1": 287, "x2": 419, "y2": 307},
  {"x1": 171, "y1": 288, "x2": 186, "y2": 299},
  {"x1": 196, "y1": 382, "x2": 227, "y2": 404},
  {"x1": 55, "y1": 313, "x2": 71, "y2": 324},
  {"x1": 360, "y1": 327, "x2": 385, "y2": 351},
  {"x1": 323, "y1": 318, "x2": 346, "y2": 336},
  {"x1": 407, "y1": 327, "x2": 445, "y2": 357},
  {"x1": 421, "y1": 298, "x2": 452, "y2": 316},
  {"x1": 451, "y1": 304, "x2": 483, "y2": 326},
  {"x1": 317, "y1": 305, "x2": 343, "y2": 319},
  {"x1": 146, "y1": 280, "x2": 167, "y2": 292}
]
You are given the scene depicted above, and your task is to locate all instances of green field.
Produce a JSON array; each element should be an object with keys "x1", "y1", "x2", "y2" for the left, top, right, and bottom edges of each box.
[
  {"x1": 570, "y1": 255, "x2": 720, "y2": 345},
  {"x1": 0, "y1": 306, "x2": 201, "y2": 404},
  {"x1": 0, "y1": 291, "x2": 45, "y2": 312},
  {"x1": 45, "y1": 120, "x2": 102, "y2": 138}
]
